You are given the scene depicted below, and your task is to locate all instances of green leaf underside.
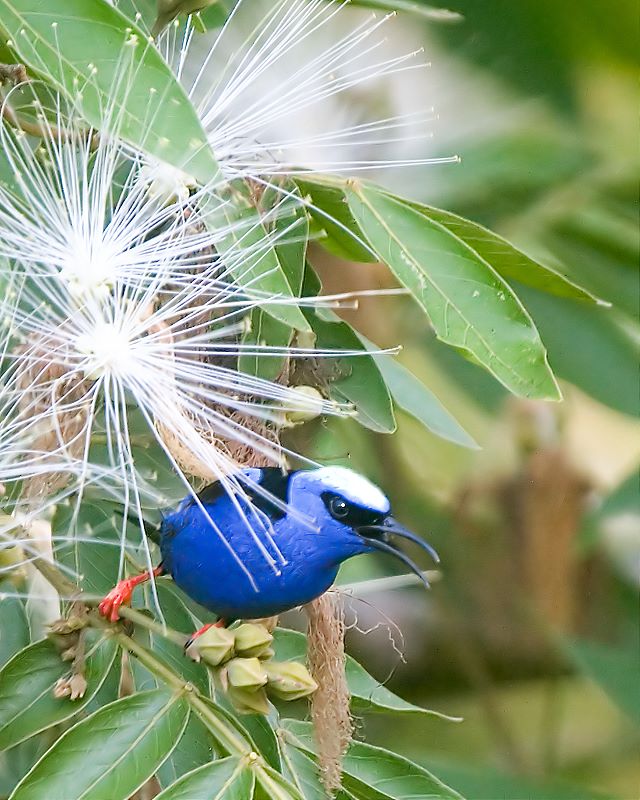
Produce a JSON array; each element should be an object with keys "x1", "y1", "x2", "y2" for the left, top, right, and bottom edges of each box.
[
  {"x1": 370, "y1": 351, "x2": 479, "y2": 449},
  {"x1": 155, "y1": 757, "x2": 254, "y2": 800},
  {"x1": 11, "y1": 689, "x2": 190, "y2": 800},
  {"x1": 346, "y1": 183, "x2": 560, "y2": 400},
  {"x1": 401, "y1": 201, "x2": 602, "y2": 303},
  {"x1": 282, "y1": 720, "x2": 465, "y2": 800},
  {"x1": 273, "y1": 629, "x2": 453, "y2": 719},
  {"x1": 0, "y1": 634, "x2": 117, "y2": 751},
  {"x1": 0, "y1": 0, "x2": 217, "y2": 182}
]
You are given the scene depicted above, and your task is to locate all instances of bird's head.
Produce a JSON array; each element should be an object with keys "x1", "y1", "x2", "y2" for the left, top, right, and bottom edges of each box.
[{"x1": 289, "y1": 466, "x2": 439, "y2": 586}]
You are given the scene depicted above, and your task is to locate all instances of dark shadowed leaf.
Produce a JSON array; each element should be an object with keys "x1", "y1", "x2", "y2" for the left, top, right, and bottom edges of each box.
[
  {"x1": 346, "y1": 183, "x2": 560, "y2": 400},
  {"x1": 305, "y1": 312, "x2": 396, "y2": 433},
  {"x1": 239, "y1": 188, "x2": 308, "y2": 378},
  {"x1": 11, "y1": 689, "x2": 189, "y2": 800},
  {"x1": 0, "y1": 633, "x2": 117, "y2": 750},
  {"x1": 156, "y1": 756, "x2": 254, "y2": 800},
  {"x1": 295, "y1": 178, "x2": 377, "y2": 263}
]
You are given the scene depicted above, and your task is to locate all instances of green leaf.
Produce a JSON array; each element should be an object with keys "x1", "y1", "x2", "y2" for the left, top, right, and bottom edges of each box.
[
  {"x1": 281, "y1": 720, "x2": 464, "y2": 800},
  {"x1": 512, "y1": 285, "x2": 638, "y2": 417},
  {"x1": 156, "y1": 756, "x2": 254, "y2": 800},
  {"x1": 53, "y1": 500, "x2": 123, "y2": 595},
  {"x1": 236, "y1": 712, "x2": 281, "y2": 771},
  {"x1": 347, "y1": 1, "x2": 463, "y2": 22},
  {"x1": 258, "y1": 764, "x2": 306, "y2": 800},
  {"x1": 346, "y1": 183, "x2": 560, "y2": 400},
  {"x1": 279, "y1": 740, "x2": 326, "y2": 800},
  {"x1": 295, "y1": 178, "x2": 377, "y2": 263},
  {"x1": 404, "y1": 201, "x2": 602, "y2": 303},
  {"x1": 566, "y1": 638, "x2": 640, "y2": 726},
  {"x1": 305, "y1": 312, "x2": 396, "y2": 433},
  {"x1": 239, "y1": 189, "x2": 308, "y2": 378},
  {"x1": 370, "y1": 354, "x2": 478, "y2": 449},
  {"x1": 205, "y1": 188, "x2": 311, "y2": 331},
  {"x1": 11, "y1": 689, "x2": 190, "y2": 800},
  {"x1": 424, "y1": 757, "x2": 615, "y2": 800},
  {"x1": 131, "y1": 584, "x2": 209, "y2": 694},
  {"x1": 272, "y1": 629, "x2": 453, "y2": 720},
  {"x1": 0, "y1": 0, "x2": 218, "y2": 183},
  {"x1": 0, "y1": 633, "x2": 117, "y2": 750},
  {"x1": 0, "y1": 584, "x2": 29, "y2": 668},
  {"x1": 157, "y1": 715, "x2": 216, "y2": 789},
  {"x1": 198, "y1": 3, "x2": 234, "y2": 30}
]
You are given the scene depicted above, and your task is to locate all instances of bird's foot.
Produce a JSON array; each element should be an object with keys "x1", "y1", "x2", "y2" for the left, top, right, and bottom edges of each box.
[
  {"x1": 184, "y1": 619, "x2": 226, "y2": 651},
  {"x1": 98, "y1": 566, "x2": 163, "y2": 622}
]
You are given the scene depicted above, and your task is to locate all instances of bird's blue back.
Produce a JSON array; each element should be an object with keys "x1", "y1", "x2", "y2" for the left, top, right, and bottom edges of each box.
[{"x1": 159, "y1": 468, "x2": 368, "y2": 619}]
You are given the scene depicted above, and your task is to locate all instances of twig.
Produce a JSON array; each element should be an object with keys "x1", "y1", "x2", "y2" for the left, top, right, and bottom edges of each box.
[{"x1": 24, "y1": 544, "x2": 298, "y2": 798}]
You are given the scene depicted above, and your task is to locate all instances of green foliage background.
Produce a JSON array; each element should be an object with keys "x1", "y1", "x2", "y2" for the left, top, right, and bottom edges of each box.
[{"x1": 0, "y1": 1, "x2": 637, "y2": 799}]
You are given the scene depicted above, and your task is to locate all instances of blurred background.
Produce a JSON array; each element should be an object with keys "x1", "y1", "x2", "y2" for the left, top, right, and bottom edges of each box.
[{"x1": 288, "y1": 1, "x2": 639, "y2": 798}]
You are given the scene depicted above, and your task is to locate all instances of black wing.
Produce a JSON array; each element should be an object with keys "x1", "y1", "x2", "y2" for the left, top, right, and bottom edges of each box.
[{"x1": 195, "y1": 468, "x2": 297, "y2": 522}]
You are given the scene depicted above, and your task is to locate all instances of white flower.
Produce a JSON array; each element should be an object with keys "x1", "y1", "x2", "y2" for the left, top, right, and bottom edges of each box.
[
  {"x1": 0, "y1": 87, "x2": 385, "y2": 593},
  {"x1": 159, "y1": 0, "x2": 457, "y2": 179}
]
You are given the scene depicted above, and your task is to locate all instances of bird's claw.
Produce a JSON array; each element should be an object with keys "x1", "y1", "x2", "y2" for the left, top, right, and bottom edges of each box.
[{"x1": 98, "y1": 579, "x2": 135, "y2": 622}]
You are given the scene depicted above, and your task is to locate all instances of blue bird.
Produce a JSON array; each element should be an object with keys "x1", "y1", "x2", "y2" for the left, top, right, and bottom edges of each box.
[{"x1": 99, "y1": 466, "x2": 439, "y2": 642}]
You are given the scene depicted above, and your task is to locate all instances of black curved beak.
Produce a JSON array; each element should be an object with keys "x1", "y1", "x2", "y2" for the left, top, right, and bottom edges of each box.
[{"x1": 357, "y1": 516, "x2": 439, "y2": 589}]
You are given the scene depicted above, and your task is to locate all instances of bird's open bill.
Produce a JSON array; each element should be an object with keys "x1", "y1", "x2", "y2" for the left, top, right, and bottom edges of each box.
[{"x1": 357, "y1": 516, "x2": 439, "y2": 590}]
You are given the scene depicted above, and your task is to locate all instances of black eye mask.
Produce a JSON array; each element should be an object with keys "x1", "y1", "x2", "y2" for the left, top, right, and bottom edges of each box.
[{"x1": 321, "y1": 491, "x2": 385, "y2": 528}]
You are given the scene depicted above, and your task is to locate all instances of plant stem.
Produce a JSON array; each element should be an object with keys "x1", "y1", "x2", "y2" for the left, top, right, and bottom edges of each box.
[{"x1": 26, "y1": 545, "x2": 298, "y2": 797}]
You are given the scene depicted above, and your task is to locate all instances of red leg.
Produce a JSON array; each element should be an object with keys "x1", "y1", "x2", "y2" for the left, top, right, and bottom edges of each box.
[
  {"x1": 98, "y1": 565, "x2": 164, "y2": 622},
  {"x1": 184, "y1": 619, "x2": 226, "y2": 650}
]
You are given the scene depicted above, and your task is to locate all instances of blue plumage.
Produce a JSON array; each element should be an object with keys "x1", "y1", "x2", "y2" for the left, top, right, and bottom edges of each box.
[{"x1": 99, "y1": 466, "x2": 438, "y2": 627}]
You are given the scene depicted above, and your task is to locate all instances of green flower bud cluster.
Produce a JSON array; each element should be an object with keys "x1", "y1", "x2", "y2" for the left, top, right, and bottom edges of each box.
[{"x1": 186, "y1": 623, "x2": 317, "y2": 714}]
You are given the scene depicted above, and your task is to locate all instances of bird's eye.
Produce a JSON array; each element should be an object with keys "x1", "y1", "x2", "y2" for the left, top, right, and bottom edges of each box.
[{"x1": 329, "y1": 497, "x2": 349, "y2": 519}]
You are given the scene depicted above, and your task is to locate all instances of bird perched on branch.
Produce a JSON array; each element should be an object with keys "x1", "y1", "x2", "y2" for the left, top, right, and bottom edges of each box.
[{"x1": 99, "y1": 466, "x2": 439, "y2": 643}]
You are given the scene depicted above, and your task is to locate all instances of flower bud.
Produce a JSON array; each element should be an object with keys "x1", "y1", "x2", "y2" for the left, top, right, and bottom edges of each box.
[
  {"x1": 265, "y1": 661, "x2": 318, "y2": 701},
  {"x1": 284, "y1": 386, "x2": 325, "y2": 426},
  {"x1": 53, "y1": 673, "x2": 87, "y2": 701},
  {"x1": 232, "y1": 623, "x2": 273, "y2": 659},
  {"x1": 227, "y1": 686, "x2": 270, "y2": 715},
  {"x1": 226, "y1": 657, "x2": 268, "y2": 691},
  {"x1": 186, "y1": 626, "x2": 235, "y2": 666},
  {"x1": 153, "y1": 0, "x2": 217, "y2": 37}
]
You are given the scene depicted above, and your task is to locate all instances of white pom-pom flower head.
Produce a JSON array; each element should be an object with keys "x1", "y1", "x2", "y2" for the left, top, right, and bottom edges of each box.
[
  {"x1": 0, "y1": 82, "x2": 397, "y2": 602},
  {"x1": 158, "y1": 0, "x2": 458, "y2": 181}
]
